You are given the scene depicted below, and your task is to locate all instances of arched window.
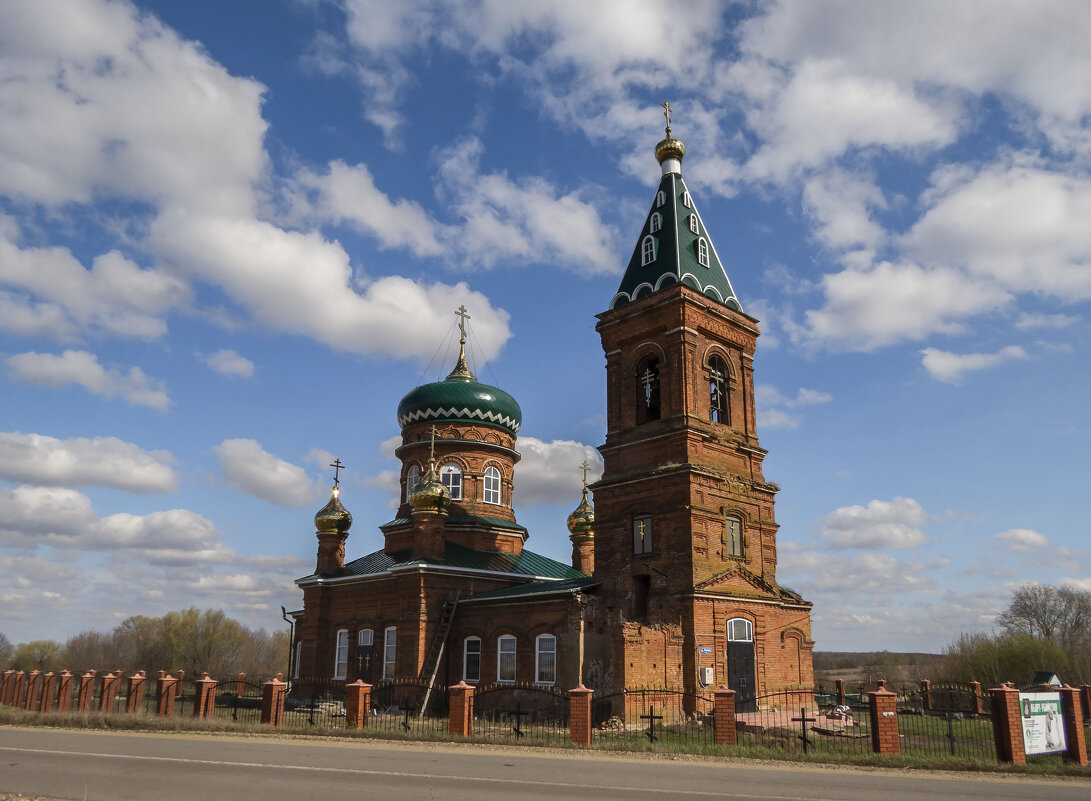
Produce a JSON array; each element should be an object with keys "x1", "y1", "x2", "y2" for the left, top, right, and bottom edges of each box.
[
  {"x1": 697, "y1": 237, "x2": 709, "y2": 267},
  {"x1": 483, "y1": 465, "x2": 501, "y2": 505},
  {"x1": 656, "y1": 190, "x2": 665, "y2": 207},
  {"x1": 405, "y1": 464, "x2": 421, "y2": 501},
  {"x1": 708, "y1": 355, "x2": 728, "y2": 424},
  {"x1": 382, "y1": 626, "x2": 397, "y2": 679},
  {"x1": 633, "y1": 515, "x2": 653, "y2": 555},
  {"x1": 649, "y1": 212, "x2": 661, "y2": 233},
  {"x1": 682, "y1": 190, "x2": 692, "y2": 208},
  {"x1": 535, "y1": 634, "x2": 557, "y2": 685},
  {"x1": 726, "y1": 618, "x2": 753, "y2": 642},
  {"x1": 641, "y1": 235, "x2": 656, "y2": 266},
  {"x1": 689, "y1": 213, "x2": 699, "y2": 234},
  {"x1": 333, "y1": 629, "x2": 348, "y2": 680},
  {"x1": 497, "y1": 635, "x2": 516, "y2": 683},
  {"x1": 440, "y1": 462, "x2": 462, "y2": 500},
  {"x1": 635, "y1": 356, "x2": 660, "y2": 423},
  {"x1": 463, "y1": 637, "x2": 481, "y2": 683},
  {"x1": 724, "y1": 515, "x2": 743, "y2": 558},
  {"x1": 356, "y1": 628, "x2": 374, "y2": 681}
]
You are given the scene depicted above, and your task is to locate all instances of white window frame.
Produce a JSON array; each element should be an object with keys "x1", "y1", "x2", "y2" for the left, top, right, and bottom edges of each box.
[
  {"x1": 405, "y1": 464, "x2": 421, "y2": 501},
  {"x1": 483, "y1": 465, "x2": 501, "y2": 505},
  {"x1": 333, "y1": 628, "x2": 348, "y2": 680},
  {"x1": 697, "y1": 237, "x2": 709, "y2": 267},
  {"x1": 463, "y1": 636, "x2": 481, "y2": 683},
  {"x1": 357, "y1": 628, "x2": 374, "y2": 648},
  {"x1": 497, "y1": 634, "x2": 516, "y2": 683},
  {"x1": 641, "y1": 235, "x2": 656, "y2": 266},
  {"x1": 383, "y1": 626, "x2": 397, "y2": 679},
  {"x1": 724, "y1": 516, "x2": 743, "y2": 558},
  {"x1": 656, "y1": 190, "x2": 665, "y2": 207},
  {"x1": 440, "y1": 461, "x2": 462, "y2": 500},
  {"x1": 682, "y1": 190, "x2": 692, "y2": 208},
  {"x1": 633, "y1": 515, "x2": 652, "y2": 555},
  {"x1": 727, "y1": 618, "x2": 753, "y2": 642},
  {"x1": 535, "y1": 634, "x2": 557, "y2": 685},
  {"x1": 649, "y1": 212, "x2": 661, "y2": 233},
  {"x1": 689, "y1": 213, "x2": 699, "y2": 234}
]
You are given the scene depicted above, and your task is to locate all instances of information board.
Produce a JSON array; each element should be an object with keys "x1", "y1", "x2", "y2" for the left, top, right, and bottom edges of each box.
[{"x1": 1019, "y1": 692, "x2": 1066, "y2": 755}]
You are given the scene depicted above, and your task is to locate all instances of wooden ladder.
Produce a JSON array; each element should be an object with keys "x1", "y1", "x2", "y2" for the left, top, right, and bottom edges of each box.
[{"x1": 419, "y1": 590, "x2": 460, "y2": 716}]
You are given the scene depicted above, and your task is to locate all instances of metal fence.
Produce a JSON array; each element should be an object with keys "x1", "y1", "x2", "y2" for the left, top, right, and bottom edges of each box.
[
  {"x1": 896, "y1": 688, "x2": 995, "y2": 760},
  {"x1": 473, "y1": 683, "x2": 569, "y2": 746},
  {"x1": 592, "y1": 688, "x2": 715, "y2": 749},
  {"x1": 367, "y1": 679, "x2": 449, "y2": 738},
  {"x1": 736, "y1": 688, "x2": 871, "y2": 756}
]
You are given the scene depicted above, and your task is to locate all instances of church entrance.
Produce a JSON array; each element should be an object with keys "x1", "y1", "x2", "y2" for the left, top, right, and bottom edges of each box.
[{"x1": 726, "y1": 618, "x2": 756, "y2": 711}]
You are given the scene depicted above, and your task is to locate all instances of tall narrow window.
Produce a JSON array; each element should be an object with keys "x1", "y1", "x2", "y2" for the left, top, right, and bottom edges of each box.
[
  {"x1": 405, "y1": 464, "x2": 421, "y2": 501},
  {"x1": 383, "y1": 626, "x2": 397, "y2": 679},
  {"x1": 724, "y1": 515, "x2": 743, "y2": 558},
  {"x1": 497, "y1": 635, "x2": 516, "y2": 682},
  {"x1": 483, "y1": 465, "x2": 501, "y2": 505},
  {"x1": 635, "y1": 357, "x2": 660, "y2": 423},
  {"x1": 440, "y1": 462, "x2": 462, "y2": 500},
  {"x1": 656, "y1": 190, "x2": 665, "y2": 207},
  {"x1": 649, "y1": 212, "x2": 661, "y2": 233},
  {"x1": 709, "y1": 355, "x2": 728, "y2": 424},
  {"x1": 682, "y1": 190, "x2": 692, "y2": 208},
  {"x1": 633, "y1": 515, "x2": 653, "y2": 554},
  {"x1": 463, "y1": 637, "x2": 481, "y2": 683},
  {"x1": 641, "y1": 235, "x2": 656, "y2": 266},
  {"x1": 356, "y1": 629, "x2": 374, "y2": 680},
  {"x1": 333, "y1": 629, "x2": 348, "y2": 680},
  {"x1": 697, "y1": 237, "x2": 709, "y2": 267},
  {"x1": 293, "y1": 640, "x2": 302, "y2": 679},
  {"x1": 689, "y1": 213, "x2": 699, "y2": 234},
  {"x1": 535, "y1": 635, "x2": 557, "y2": 685}
]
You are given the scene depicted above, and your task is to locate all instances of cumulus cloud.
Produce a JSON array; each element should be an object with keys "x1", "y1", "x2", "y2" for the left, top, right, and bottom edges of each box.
[
  {"x1": 920, "y1": 345, "x2": 1028, "y2": 383},
  {"x1": 818, "y1": 496, "x2": 929, "y2": 550},
  {"x1": 6, "y1": 349, "x2": 170, "y2": 409},
  {"x1": 201, "y1": 349, "x2": 255, "y2": 378},
  {"x1": 0, "y1": 432, "x2": 177, "y2": 492},
  {"x1": 215, "y1": 438, "x2": 322, "y2": 507},
  {"x1": 756, "y1": 385, "x2": 832, "y2": 430},
  {"x1": 996, "y1": 528, "x2": 1051, "y2": 554},
  {"x1": 1015, "y1": 312, "x2": 1080, "y2": 330},
  {"x1": 512, "y1": 437, "x2": 602, "y2": 507}
]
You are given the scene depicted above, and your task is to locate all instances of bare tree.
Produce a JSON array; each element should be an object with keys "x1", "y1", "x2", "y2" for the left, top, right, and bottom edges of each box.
[
  {"x1": 0, "y1": 632, "x2": 13, "y2": 668},
  {"x1": 998, "y1": 584, "x2": 1091, "y2": 653}
]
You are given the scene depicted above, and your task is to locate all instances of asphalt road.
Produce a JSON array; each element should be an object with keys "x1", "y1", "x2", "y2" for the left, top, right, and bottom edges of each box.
[{"x1": 0, "y1": 727, "x2": 1086, "y2": 801}]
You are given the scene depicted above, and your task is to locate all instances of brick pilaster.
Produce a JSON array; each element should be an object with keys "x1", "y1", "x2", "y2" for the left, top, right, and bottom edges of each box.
[
  {"x1": 0, "y1": 670, "x2": 13, "y2": 705},
  {"x1": 260, "y1": 676, "x2": 286, "y2": 726},
  {"x1": 175, "y1": 669, "x2": 185, "y2": 698},
  {"x1": 569, "y1": 685, "x2": 593, "y2": 746},
  {"x1": 970, "y1": 681, "x2": 984, "y2": 715},
  {"x1": 99, "y1": 671, "x2": 122, "y2": 714},
  {"x1": 1059, "y1": 685, "x2": 1088, "y2": 765},
  {"x1": 23, "y1": 671, "x2": 41, "y2": 711},
  {"x1": 56, "y1": 670, "x2": 74, "y2": 712},
  {"x1": 236, "y1": 673, "x2": 246, "y2": 697},
  {"x1": 193, "y1": 672, "x2": 217, "y2": 718},
  {"x1": 344, "y1": 680, "x2": 372, "y2": 729},
  {"x1": 713, "y1": 687, "x2": 737, "y2": 746},
  {"x1": 12, "y1": 671, "x2": 26, "y2": 707},
  {"x1": 126, "y1": 671, "x2": 147, "y2": 714},
  {"x1": 39, "y1": 672, "x2": 55, "y2": 713},
  {"x1": 76, "y1": 670, "x2": 96, "y2": 712},
  {"x1": 868, "y1": 680, "x2": 900, "y2": 755},
  {"x1": 448, "y1": 681, "x2": 475, "y2": 737},
  {"x1": 156, "y1": 674, "x2": 178, "y2": 717},
  {"x1": 919, "y1": 679, "x2": 931, "y2": 712},
  {"x1": 835, "y1": 678, "x2": 845, "y2": 706},
  {"x1": 990, "y1": 683, "x2": 1025, "y2": 764}
]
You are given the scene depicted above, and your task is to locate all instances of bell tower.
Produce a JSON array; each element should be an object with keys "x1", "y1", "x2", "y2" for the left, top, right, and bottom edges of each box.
[{"x1": 591, "y1": 106, "x2": 813, "y2": 696}]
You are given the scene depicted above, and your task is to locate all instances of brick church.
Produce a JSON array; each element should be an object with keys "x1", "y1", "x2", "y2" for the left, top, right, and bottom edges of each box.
[{"x1": 292, "y1": 112, "x2": 814, "y2": 702}]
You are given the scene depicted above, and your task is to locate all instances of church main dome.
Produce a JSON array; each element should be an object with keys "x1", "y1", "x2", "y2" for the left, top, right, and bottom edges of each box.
[{"x1": 397, "y1": 373, "x2": 522, "y2": 435}]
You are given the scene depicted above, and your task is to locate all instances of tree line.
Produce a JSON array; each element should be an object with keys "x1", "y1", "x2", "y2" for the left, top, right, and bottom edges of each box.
[{"x1": 0, "y1": 608, "x2": 289, "y2": 681}]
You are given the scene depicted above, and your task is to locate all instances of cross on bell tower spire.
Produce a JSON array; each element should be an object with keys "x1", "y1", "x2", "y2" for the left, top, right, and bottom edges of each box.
[{"x1": 447, "y1": 305, "x2": 476, "y2": 380}]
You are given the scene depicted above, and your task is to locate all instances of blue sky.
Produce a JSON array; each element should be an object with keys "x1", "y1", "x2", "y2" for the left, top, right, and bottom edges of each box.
[{"x1": 1, "y1": 0, "x2": 1089, "y2": 653}]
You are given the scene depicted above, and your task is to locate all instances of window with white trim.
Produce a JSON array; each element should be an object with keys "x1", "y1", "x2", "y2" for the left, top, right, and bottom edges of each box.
[
  {"x1": 497, "y1": 635, "x2": 516, "y2": 682},
  {"x1": 708, "y1": 355, "x2": 728, "y2": 424},
  {"x1": 463, "y1": 637, "x2": 481, "y2": 683},
  {"x1": 697, "y1": 237, "x2": 709, "y2": 267},
  {"x1": 483, "y1": 465, "x2": 501, "y2": 505},
  {"x1": 333, "y1": 628, "x2": 348, "y2": 680},
  {"x1": 689, "y1": 213, "x2": 699, "y2": 234},
  {"x1": 727, "y1": 618, "x2": 753, "y2": 642},
  {"x1": 535, "y1": 634, "x2": 556, "y2": 685},
  {"x1": 641, "y1": 235, "x2": 656, "y2": 266},
  {"x1": 649, "y1": 212, "x2": 661, "y2": 233},
  {"x1": 633, "y1": 515, "x2": 653, "y2": 555},
  {"x1": 724, "y1": 515, "x2": 743, "y2": 558},
  {"x1": 656, "y1": 190, "x2": 665, "y2": 207},
  {"x1": 383, "y1": 626, "x2": 397, "y2": 679},
  {"x1": 357, "y1": 628, "x2": 374, "y2": 648},
  {"x1": 440, "y1": 462, "x2": 462, "y2": 500},
  {"x1": 682, "y1": 191, "x2": 692, "y2": 208},
  {"x1": 405, "y1": 464, "x2": 421, "y2": 501}
]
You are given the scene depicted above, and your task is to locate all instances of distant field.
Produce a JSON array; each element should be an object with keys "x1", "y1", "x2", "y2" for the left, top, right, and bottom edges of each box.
[{"x1": 812, "y1": 651, "x2": 943, "y2": 691}]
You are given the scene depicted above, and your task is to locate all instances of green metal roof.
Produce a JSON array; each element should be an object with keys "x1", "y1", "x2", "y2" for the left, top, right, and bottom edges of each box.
[
  {"x1": 457, "y1": 576, "x2": 600, "y2": 605},
  {"x1": 610, "y1": 172, "x2": 741, "y2": 312},
  {"x1": 397, "y1": 374, "x2": 521, "y2": 434}
]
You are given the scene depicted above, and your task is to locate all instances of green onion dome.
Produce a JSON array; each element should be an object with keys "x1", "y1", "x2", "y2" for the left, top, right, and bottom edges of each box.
[{"x1": 397, "y1": 369, "x2": 522, "y2": 435}]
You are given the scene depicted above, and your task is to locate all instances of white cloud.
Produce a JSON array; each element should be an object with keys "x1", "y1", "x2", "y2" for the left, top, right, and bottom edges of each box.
[
  {"x1": 1015, "y1": 312, "x2": 1080, "y2": 330},
  {"x1": 920, "y1": 345, "x2": 1028, "y2": 384},
  {"x1": 801, "y1": 169, "x2": 887, "y2": 255},
  {"x1": 0, "y1": 432, "x2": 177, "y2": 493},
  {"x1": 201, "y1": 349, "x2": 255, "y2": 378},
  {"x1": 996, "y1": 528, "x2": 1051, "y2": 554},
  {"x1": 511, "y1": 437, "x2": 602, "y2": 507},
  {"x1": 215, "y1": 438, "x2": 322, "y2": 507},
  {"x1": 6, "y1": 349, "x2": 170, "y2": 410},
  {"x1": 756, "y1": 384, "x2": 832, "y2": 430},
  {"x1": 818, "y1": 496, "x2": 929, "y2": 550}
]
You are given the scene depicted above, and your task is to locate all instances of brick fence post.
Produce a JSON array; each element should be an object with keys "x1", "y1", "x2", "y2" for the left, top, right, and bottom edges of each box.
[
  {"x1": 835, "y1": 678, "x2": 845, "y2": 706},
  {"x1": 1081, "y1": 685, "x2": 1091, "y2": 724},
  {"x1": 236, "y1": 673, "x2": 246, "y2": 697},
  {"x1": 175, "y1": 669, "x2": 185, "y2": 698},
  {"x1": 39, "y1": 672, "x2": 56, "y2": 713},
  {"x1": 1059, "y1": 685, "x2": 1088, "y2": 766},
  {"x1": 23, "y1": 671, "x2": 41, "y2": 712},
  {"x1": 76, "y1": 670, "x2": 96, "y2": 712},
  {"x1": 448, "y1": 681, "x2": 475, "y2": 738},
  {"x1": 127, "y1": 671, "x2": 147, "y2": 714},
  {"x1": 99, "y1": 671, "x2": 121, "y2": 714},
  {"x1": 713, "y1": 687, "x2": 737, "y2": 746},
  {"x1": 56, "y1": 670, "x2": 74, "y2": 712},
  {"x1": 0, "y1": 670, "x2": 13, "y2": 705},
  {"x1": 193, "y1": 672, "x2": 217, "y2": 718},
  {"x1": 568, "y1": 685, "x2": 592, "y2": 746},
  {"x1": 990, "y1": 683, "x2": 1025, "y2": 764},
  {"x1": 919, "y1": 679, "x2": 931, "y2": 712},
  {"x1": 970, "y1": 681, "x2": 984, "y2": 716},
  {"x1": 12, "y1": 671, "x2": 26, "y2": 707},
  {"x1": 868, "y1": 680, "x2": 900, "y2": 755},
  {"x1": 156, "y1": 673, "x2": 178, "y2": 717},
  {"x1": 261, "y1": 675, "x2": 286, "y2": 726},
  {"x1": 344, "y1": 680, "x2": 372, "y2": 729}
]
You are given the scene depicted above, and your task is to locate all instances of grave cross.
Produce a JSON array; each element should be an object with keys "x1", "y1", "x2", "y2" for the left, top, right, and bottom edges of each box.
[
  {"x1": 791, "y1": 706, "x2": 817, "y2": 755},
  {"x1": 641, "y1": 706, "x2": 664, "y2": 743},
  {"x1": 508, "y1": 703, "x2": 529, "y2": 738},
  {"x1": 943, "y1": 710, "x2": 957, "y2": 756},
  {"x1": 399, "y1": 700, "x2": 415, "y2": 731}
]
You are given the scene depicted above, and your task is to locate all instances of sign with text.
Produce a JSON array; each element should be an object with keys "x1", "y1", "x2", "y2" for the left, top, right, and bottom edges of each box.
[{"x1": 1019, "y1": 692, "x2": 1066, "y2": 755}]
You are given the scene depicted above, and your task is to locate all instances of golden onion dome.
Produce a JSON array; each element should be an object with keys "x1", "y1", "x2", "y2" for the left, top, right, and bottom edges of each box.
[
  {"x1": 315, "y1": 486, "x2": 352, "y2": 533},
  {"x1": 409, "y1": 466, "x2": 449, "y2": 514},
  {"x1": 567, "y1": 488, "x2": 595, "y2": 539},
  {"x1": 654, "y1": 134, "x2": 686, "y2": 165}
]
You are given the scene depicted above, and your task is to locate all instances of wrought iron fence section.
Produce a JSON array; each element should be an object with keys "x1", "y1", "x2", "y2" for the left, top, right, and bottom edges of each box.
[
  {"x1": 735, "y1": 688, "x2": 871, "y2": 756},
  {"x1": 591, "y1": 688, "x2": 715, "y2": 749},
  {"x1": 211, "y1": 680, "x2": 266, "y2": 723},
  {"x1": 367, "y1": 679, "x2": 449, "y2": 738},
  {"x1": 472, "y1": 682, "x2": 569, "y2": 746},
  {"x1": 283, "y1": 681, "x2": 346, "y2": 728},
  {"x1": 896, "y1": 690, "x2": 994, "y2": 760}
]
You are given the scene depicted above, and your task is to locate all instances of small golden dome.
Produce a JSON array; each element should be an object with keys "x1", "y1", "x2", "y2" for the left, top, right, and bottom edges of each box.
[
  {"x1": 409, "y1": 466, "x2": 449, "y2": 514},
  {"x1": 655, "y1": 135, "x2": 686, "y2": 165},
  {"x1": 315, "y1": 486, "x2": 352, "y2": 533},
  {"x1": 567, "y1": 488, "x2": 595, "y2": 539}
]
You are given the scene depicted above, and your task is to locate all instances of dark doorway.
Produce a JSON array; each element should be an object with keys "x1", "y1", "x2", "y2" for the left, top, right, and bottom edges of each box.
[{"x1": 727, "y1": 641, "x2": 756, "y2": 711}]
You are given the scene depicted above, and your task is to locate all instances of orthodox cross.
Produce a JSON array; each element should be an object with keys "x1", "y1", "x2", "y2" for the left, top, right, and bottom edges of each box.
[
  {"x1": 579, "y1": 460, "x2": 590, "y2": 489},
  {"x1": 329, "y1": 458, "x2": 346, "y2": 488},
  {"x1": 791, "y1": 707, "x2": 817, "y2": 755},
  {"x1": 455, "y1": 304, "x2": 471, "y2": 344},
  {"x1": 640, "y1": 367, "x2": 657, "y2": 406},
  {"x1": 641, "y1": 706, "x2": 663, "y2": 742},
  {"x1": 662, "y1": 100, "x2": 672, "y2": 134},
  {"x1": 508, "y1": 703, "x2": 529, "y2": 738}
]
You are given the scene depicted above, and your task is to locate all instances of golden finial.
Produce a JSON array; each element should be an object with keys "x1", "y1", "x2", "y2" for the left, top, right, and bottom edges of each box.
[
  {"x1": 446, "y1": 305, "x2": 476, "y2": 380},
  {"x1": 655, "y1": 101, "x2": 685, "y2": 170},
  {"x1": 662, "y1": 101, "x2": 672, "y2": 136}
]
